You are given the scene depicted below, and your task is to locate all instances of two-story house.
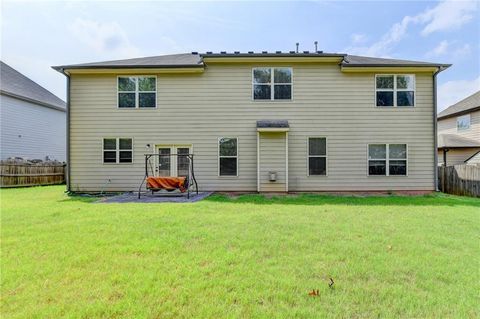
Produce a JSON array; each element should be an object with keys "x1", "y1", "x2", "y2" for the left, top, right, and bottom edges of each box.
[
  {"x1": 53, "y1": 52, "x2": 450, "y2": 193},
  {"x1": 438, "y1": 91, "x2": 480, "y2": 166}
]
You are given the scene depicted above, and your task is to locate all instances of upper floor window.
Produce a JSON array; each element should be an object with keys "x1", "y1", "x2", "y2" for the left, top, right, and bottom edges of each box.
[
  {"x1": 103, "y1": 138, "x2": 133, "y2": 163},
  {"x1": 218, "y1": 137, "x2": 238, "y2": 176},
  {"x1": 457, "y1": 114, "x2": 471, "y2": 131},
  {"x1": 376, "y1": 75, "x2": 415, "y2": 107},
  {"x1": 118, "y1": 76, "x2": 156, "y2": 108},
  {"x1": 368, "y1": 144, "x2": 407, "y2": 176},
  {"x1": 253, "y1": 67, "x2": 292, "y2": 101}
]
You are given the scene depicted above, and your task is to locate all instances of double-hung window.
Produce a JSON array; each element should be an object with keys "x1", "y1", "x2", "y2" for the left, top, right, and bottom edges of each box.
[
  {"x1": 118, "y1": 76, "x2": 156, "y2": 108},
  {"x1": 308, "y1": 137, "x2": 327, "y2": 176},
  {"x1": 457, "y1": 114, "x2": 471, "y2": 131},
  {"x1": 103, "y1": 138, "x2": 133, "y2": 163},
  {"x1": 376, "y1": 75, "x2": 415, "y2": 107},
  {"x1": 253, "y1": 67, "x2": 292, "y2": 100},
  {"x1": 218, "y1": 138, "x2": 238, "y2": 176},
  {"x1": 368, "y1": 144, "x2": 407, "y2": 176}
]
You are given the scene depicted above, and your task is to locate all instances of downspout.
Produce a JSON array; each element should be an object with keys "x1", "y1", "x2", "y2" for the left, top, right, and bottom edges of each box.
[
  {"x1": 65, "y1": 73, "x2": 71, "y2": 192},
  {"x1": 433, "y1": 68, "x2": 440, "y2": 191}
]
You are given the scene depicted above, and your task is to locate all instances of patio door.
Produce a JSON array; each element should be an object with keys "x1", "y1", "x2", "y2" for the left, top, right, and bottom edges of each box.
[{"x1": 156, "y1": 145, "x2": 191, "y2": 177}]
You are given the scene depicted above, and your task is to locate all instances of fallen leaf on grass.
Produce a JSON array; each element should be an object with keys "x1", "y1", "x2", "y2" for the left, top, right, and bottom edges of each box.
[{"x1": 308, "y1": 289, "x2": 319, "y2": 296}]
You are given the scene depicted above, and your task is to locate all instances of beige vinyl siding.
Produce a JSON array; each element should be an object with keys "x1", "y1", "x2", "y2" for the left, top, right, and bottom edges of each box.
[
  {"x1": 438, "y1": 110, "x2": 480, "y2": 140},
  {"x1": 437, "y1": 148, "x2": 480, "y2": 166},
  {"x1": 259, "y1": 132, "x2": 286, "y2": 192},
  {"x1": 69, "y1": 63, "x2": 435, "y2": 192}
]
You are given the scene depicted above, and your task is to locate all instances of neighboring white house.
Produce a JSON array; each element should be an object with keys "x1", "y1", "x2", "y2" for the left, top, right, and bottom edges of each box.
[
  {"x1": 0, "y1": 61, "x2": 66, "y2": 161},
  {"x1": 438, "y1": 91, "x2": 480, "y2": 166}
]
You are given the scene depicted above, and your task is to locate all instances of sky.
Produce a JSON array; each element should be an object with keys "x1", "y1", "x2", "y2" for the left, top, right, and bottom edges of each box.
[{"x1": 1, "y1": 0, "x2": 479, "y2": 112}]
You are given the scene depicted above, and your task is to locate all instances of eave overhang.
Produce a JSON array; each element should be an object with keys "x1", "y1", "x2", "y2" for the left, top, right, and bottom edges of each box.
[
  {"x1": 256, "y1": 120, "x2": 290, "y2": 132},
  {"x1": 257, "y1": 127, "x2": 290, "y2": 132},
  {"x1": 52, "y1": 65, "x2": 205, "y2": 76},
  {"x1": 0, "y1": 90, "x2": 66, "y2": 112},
  {"x1": 341, "y1": 66, "x2": 448, "y2": 73},
  {"x1": 438, "y1": 145, "x2": 480, "y2": 150},
  {"x1": 438, "y1": 106, "x2": 480, "y2": 120}
]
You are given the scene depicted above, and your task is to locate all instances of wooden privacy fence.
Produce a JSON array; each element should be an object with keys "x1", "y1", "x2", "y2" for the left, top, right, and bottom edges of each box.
[
  {"x1": 0, "y1": 163, "x2": 66, "y2": 188},
  {"x1": 438, "y1": 165, "x2": 480, "y2": 197}
]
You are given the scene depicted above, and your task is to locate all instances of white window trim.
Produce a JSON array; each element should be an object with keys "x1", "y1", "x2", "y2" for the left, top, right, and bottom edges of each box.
[
  {"x1": 375, "y1": 74, "x2": 415, "y2": 108},
  {"x1": 307, "y1": 137, "x2": 328, "y2": 177},
  {"x1": 252, "y1": 67, "x2": 293, "y2": 101},
  {"x1": 218, "y1": 137, "x2": 239, "y2": 177},
  {"x1": 117, "y1": 76, "x2": 157, "y2": 109},
  {"x1": 367, "y1": 144, "x2": 408, "y2": 176},
  {"x1": 102, "y1": 137, "x2": 134, "y2": 164},
  {"x1": 457, "y1": 114, "x2": 471, "y2": 131}
]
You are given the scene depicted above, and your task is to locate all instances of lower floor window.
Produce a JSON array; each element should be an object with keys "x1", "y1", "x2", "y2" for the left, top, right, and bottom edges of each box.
[
  {"x1": 308, "y1": 137, "x2": 327, "y2": 175},
  {"x1": 103, "y1": 138, "x2": 133, "y2": 163},
  {"x1": 368, "y1": 144, "x2": 407, "y2": 176},
  {"x1": 219, "y1": 137, "x2": 238, "y2": 176}
]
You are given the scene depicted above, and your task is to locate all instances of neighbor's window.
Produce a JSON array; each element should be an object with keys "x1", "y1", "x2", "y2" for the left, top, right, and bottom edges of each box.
[
  {"x1": 457, "y1": 114, "x2": 471, "y2": 131},
  {"x1": 308, "y1": 137, "x2": 327, "y2": 176},
  {"x1": 368, "y1": 144, "x2": 407, "y2": 176},
  {"x1": 103, "y1": 138, "x2": 133, "y2": 163},
  {"x1": 253, "y1": 67, "x2": 292, "y2": 100},
  {"x1": 219, "y1": 137, "x2": 238, "y2": 176},
  {"x1": 118, "y1": 76, "x2": 156, "y2": 108},
  {"x1": 376, "y1": 75, "x2": 415, "y2": 107}
]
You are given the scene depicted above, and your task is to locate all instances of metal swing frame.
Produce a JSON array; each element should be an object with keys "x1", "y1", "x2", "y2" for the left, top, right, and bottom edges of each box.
[{"x1": 138, "y1": 153, "x2": 198, "y2": 199}]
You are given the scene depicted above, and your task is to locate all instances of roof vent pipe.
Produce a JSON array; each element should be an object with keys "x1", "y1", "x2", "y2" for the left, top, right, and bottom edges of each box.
[
  {"x1": 296, "y1": 43, "x2": 299, "y2": 53},
  {"x1": 314, "y1": 41, "x2": 318, "y2": 52}
]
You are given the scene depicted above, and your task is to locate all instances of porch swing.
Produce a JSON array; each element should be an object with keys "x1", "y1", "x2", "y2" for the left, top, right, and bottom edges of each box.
[{"x1": 137, "y1": 153, "x2": 198, "y2": 199}]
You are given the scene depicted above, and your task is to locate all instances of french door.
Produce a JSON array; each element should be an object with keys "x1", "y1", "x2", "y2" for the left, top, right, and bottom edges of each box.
[{"x1": 156, "y1": 145, "x2": 191, "y2": 177}]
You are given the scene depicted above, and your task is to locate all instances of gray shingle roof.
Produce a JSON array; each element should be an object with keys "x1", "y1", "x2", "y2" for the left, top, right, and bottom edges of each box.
[
  {"x1": 1, "y1": 61, "x2": 66, "y2": 111},
  {"x1": 53, "y1": 53, "x2": 203, "y2": 72},
  {"x1": 257, "y1": 120, "x2": 289, "y2": 128},
  {"x1": 438, "y1": 134, "x2": 480, "y2": 148},
  {"x1": 438, "y1": 91, "x2": 480, "y2": 120},
  {"x1": 342, "y1": 55, "x2": 450, "y2": 68},
  {"x1": 52, "y1": 52, "x2": 450, "y2": 73}
]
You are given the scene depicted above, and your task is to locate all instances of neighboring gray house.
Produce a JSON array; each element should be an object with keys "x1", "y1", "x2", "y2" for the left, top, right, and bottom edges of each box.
[
  {"x1": 438, "y1": 91, "x2": 480, "y2": 166},
  {"x1": 0, "y1": 61, "x2": 66, "y2": 161},
  {"x1": 54, "y1": 52, "x2": 450, "y2": 193}
]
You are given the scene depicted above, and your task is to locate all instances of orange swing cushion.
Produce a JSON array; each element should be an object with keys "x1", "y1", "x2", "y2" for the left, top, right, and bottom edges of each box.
[{"x1": 146, "y1": 176, "x2": 187, "y2": 193}]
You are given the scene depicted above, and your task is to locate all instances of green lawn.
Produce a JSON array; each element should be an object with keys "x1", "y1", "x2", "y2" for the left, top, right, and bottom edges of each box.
[{"x1": 1, "y1": 186, "x2": 479, "y2": 318}]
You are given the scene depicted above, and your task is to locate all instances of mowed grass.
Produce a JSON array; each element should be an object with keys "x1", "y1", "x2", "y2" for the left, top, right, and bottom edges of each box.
[{"x1": 1, "y1": 186, "x2": 479, "y2": 318}]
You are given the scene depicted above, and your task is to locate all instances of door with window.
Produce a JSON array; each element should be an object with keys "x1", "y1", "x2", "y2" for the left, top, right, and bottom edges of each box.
[{"x1": 156, "y1": 145, "x2": 191, "y2": 177}]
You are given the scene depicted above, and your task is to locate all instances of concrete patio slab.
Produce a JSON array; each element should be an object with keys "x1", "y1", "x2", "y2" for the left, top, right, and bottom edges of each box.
[{"x1": 98, "y1": 191, "x2": 213, "y2": 203}]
